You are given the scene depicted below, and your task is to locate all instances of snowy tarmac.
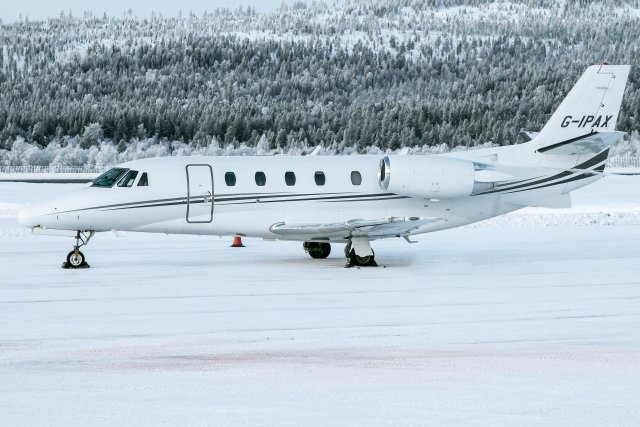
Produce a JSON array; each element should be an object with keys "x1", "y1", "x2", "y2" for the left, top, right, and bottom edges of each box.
[{"x1": 2, "y1": 177, "x2": 640, "y2": 426}]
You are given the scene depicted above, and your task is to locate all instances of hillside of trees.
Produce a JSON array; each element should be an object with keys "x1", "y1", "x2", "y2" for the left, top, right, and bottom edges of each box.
[{"x1": 0, "y1": 0, "x2": 639, "y2": 165}]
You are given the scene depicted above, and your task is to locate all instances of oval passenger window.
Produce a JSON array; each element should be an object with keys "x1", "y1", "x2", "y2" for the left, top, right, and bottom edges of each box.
[
  {"x1": 225, "y1": 172, "x2": 236, "y2": 186},
  {"x1": 255, "y1": 171, "x2": 266, "y2": 186},
  {"x1": 314, "y1": 171, "x2": 325, "y2": 186},
  {"x1": 351, "y1": 171, "x2": 362, "y2": 185},
  {"x1": 285, "y1": 171, "x2": 296, "y2": 186}
]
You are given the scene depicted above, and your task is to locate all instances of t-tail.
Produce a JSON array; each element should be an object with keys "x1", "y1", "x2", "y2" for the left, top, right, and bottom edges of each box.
[
  {"x1": 533, "y1": 64, "x2": 630, "y2": 161},
  {"x1": 463, "y1": 64, "x2": 632, "y2": 208}
]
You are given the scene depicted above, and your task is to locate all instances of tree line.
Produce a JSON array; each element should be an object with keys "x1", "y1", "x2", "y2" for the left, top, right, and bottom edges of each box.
[{"x1": 0, "y1": 0, "x2": 638, "y2": 164}]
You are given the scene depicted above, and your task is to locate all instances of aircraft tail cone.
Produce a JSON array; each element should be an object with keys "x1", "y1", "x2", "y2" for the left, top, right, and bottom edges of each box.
[{"x1": 231, "y1": 236, "x2": 245, "y2": 247}]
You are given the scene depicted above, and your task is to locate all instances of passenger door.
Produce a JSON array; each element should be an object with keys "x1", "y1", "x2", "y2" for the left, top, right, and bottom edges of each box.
[{"x1": 186, "y1": 164, "x2": 214, "y2": 223}]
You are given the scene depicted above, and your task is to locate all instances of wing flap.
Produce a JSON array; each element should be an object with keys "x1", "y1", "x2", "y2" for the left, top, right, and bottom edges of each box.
[{"x1": 269, "y1": 216, "x2": 442, "y2": 240}]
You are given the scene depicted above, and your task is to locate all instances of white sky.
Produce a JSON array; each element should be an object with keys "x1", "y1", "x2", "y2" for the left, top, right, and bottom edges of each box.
[{"x1": 2, "y1": 0, "x2": 301, "y2": 23}]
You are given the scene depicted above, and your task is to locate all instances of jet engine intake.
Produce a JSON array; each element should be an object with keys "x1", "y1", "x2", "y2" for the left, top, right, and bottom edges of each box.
[{"x1": 378, "y1": 155, "x2": 476, "y2": 199}]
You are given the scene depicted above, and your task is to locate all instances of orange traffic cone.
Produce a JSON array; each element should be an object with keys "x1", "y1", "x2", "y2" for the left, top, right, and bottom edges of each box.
[{"x1": 231, "y1": 236, "x2": 245, "y2": 247}]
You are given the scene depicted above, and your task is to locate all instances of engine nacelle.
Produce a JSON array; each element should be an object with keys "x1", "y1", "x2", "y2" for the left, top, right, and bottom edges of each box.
[{"x1": 378, "y1": 155, "x2": 475, "y2": 199}]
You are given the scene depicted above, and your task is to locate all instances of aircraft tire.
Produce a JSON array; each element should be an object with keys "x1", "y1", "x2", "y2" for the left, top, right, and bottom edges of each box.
[
  {"x1": 66, "y1": 250, "x2": 86, "y2": 268},
  {"x1": 304, "y1": 242, "x2": 331, "y2": 259},
  {"x1": 347, "y1": 249, "x2": 377, "y2": 267}
]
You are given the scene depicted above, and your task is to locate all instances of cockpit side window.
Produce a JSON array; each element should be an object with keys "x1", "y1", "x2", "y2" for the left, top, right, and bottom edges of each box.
[
  {"x1": 117, "y1": 170, "x2": 139, "y2": 187},
  {"x1": 92, "y1": 168, "x2": 128, "y2": 188},
  {"x1": 137, "y1": 172, "x2": 149, "y2": 187}
]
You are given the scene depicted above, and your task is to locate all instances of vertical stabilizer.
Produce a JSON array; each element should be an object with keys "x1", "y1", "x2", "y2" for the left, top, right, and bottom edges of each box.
[{"x1": 535, "y1": 64, "x2": 630, "y2": 151}]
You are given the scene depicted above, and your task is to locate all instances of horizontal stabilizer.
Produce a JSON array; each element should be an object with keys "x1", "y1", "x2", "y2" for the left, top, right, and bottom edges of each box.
[{"x1": 536, "y1": 131, "x2": 624, "y2": 155}]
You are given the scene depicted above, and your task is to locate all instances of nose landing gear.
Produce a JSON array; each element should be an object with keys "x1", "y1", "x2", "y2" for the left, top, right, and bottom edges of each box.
[{"x1": 62, "y1": 231, "x2": 95, "y2": 269}]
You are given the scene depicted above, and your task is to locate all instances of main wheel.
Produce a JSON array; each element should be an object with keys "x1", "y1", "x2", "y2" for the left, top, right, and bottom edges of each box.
[
  {"x1": 304, "y1": 242, "x2": 331, "y2": 259},
  {"x1": 66, "y1": 250, "x2": 85, "y2": 268},
  {"x1": 348, "y1": 249, "x2": 377, "y2": 267}
]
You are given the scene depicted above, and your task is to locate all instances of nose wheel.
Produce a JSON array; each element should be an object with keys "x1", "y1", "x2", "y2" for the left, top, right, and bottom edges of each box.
[
  {"x1": 62, "y1": 231, "x2": 94, "y2": 269},
  {"x1": 66, "y1": 250, "x2": 86, "y2": 268}
]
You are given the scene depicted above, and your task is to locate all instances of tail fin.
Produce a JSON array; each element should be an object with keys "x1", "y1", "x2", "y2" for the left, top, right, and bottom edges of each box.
[{"x1": 534, "y1": 64, "x2": 630, "y2": 152}]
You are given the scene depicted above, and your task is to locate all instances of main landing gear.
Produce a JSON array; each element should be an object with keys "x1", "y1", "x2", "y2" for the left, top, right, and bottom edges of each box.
[
  {"x1": 303, "y1": 241, "x2": 331, "y2": 259},
  {"x1": 344, "y1": 237, "x2": 377, "y2": 268},
  {"x1": 304, "y1": 238, "x2": 377, "y2": 267},
  {"x1": 62, "y1": 230, "x2": 95, "y2": 269}
]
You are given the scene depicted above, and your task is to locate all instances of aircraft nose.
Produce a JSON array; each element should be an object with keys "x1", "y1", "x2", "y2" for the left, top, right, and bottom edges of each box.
[{"x1": 18, "y1": 204, "x2": 35, "y2": 227}]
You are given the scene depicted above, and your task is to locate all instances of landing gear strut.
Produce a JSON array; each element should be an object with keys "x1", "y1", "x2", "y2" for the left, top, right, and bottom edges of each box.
[
  {"x1": 344, "y1": 237, "x2": 377, "y2": 268},
  {"x1": 303, "y1": 242, "x2": 331, "y2": 259},
  {"x1": 62, "y1": 230, "x2": 95, "y2": 269}
]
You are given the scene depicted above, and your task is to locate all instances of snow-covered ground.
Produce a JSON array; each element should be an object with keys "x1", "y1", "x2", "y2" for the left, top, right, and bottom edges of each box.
[{"x1": 2, "y1": 177, "x2": 640, "y2": 426}]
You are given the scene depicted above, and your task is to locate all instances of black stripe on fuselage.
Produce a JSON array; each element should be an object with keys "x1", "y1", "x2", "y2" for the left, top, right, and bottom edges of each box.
[
  {"x1": 88, "y1": 192, "x2": 405, "y2": 212},
  {"x1": 494, "y1": 176, "x2": 545, "y2": 187},
  {"x1": 507, "y1": 170, "x2": 598, "y2": 193},
  {"x1": 218, "y1": 196, "x2": 410, "y2": 207},
  {"x1": 57, "y1": 191, "x2": 355, "y2": 214},
  {"x1": 216, "y1": 192, "x2": 342, "y2": 203},
  {"x1": 483, "y1": 171, "x2": 574, "y2": 194},
  {"x1": 219, "y1": 193, "x2": 409, "y2": 205},
  {"x1": 53, "y1": 192, "x2": 341, "y2": 214},
  {"x1": 473, "y1": 148, "x2": 609, "y2": 195},
  {"x1": 53, "y1": 196, "x2": 187, "y2": 214}
]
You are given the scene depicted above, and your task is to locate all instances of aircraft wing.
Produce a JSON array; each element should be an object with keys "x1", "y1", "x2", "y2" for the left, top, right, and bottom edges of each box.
[{"x1": 269, "y1": 216, "x2": 442, "y2": 240}]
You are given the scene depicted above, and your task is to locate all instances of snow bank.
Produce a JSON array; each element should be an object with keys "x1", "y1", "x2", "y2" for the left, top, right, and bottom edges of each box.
[
  {"x1": 0, "y1": 203, "x2": 21, "y2": 219},
  {"x1": 467, "y1": 205, "x2": 640, "y2": 228}
]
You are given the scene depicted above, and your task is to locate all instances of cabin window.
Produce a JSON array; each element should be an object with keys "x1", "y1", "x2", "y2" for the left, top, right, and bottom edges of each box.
[
  {"x1": 255, "y1": 171, "x2": 266, "y2": 186},
  {"x1": 117, "y1": 170, "x2": 139, "y2": 187},
  {"x1": 137, "y1": 172, "x2": 149, "y2": 186},
  {"x1": 225, "y1": 172, "x2": 236, "y2": 186},
  {"x1": 92, "y1": 168, "x2": 128, "y2": 188},
  {"x1": 314, "y1": 171, "x2": 326, "y2": 186},
  {"x1": 351, "y1": 171, "x2": 362, "y2": 185},
  {"x1": 285, "y1": 171, "x2": 296, "y2": 186}
]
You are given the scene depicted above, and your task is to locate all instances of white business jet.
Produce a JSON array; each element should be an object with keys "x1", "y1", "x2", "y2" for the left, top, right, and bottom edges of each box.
[{"x1": 18, "y1": 64, "x2": 630, "y2": 268}]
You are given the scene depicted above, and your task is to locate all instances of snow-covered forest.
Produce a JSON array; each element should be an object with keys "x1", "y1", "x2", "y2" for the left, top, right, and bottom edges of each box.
[{"x1": 1, "y1": 0, "x2": 639, "y2": 166}]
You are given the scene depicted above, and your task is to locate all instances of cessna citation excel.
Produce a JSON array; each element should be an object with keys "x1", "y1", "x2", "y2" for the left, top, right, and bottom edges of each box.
[{"x1": 18, "y1": 64, "x2": 631, "y2": 268}]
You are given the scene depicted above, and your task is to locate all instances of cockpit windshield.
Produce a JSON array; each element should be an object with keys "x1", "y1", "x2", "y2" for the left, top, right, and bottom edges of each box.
[
  {"x1": 117, "y1": 170, "x2": 139, "y2": 187},
  {"x1": 92, "y1": 168, "x2": 128, "y2": 187}
]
